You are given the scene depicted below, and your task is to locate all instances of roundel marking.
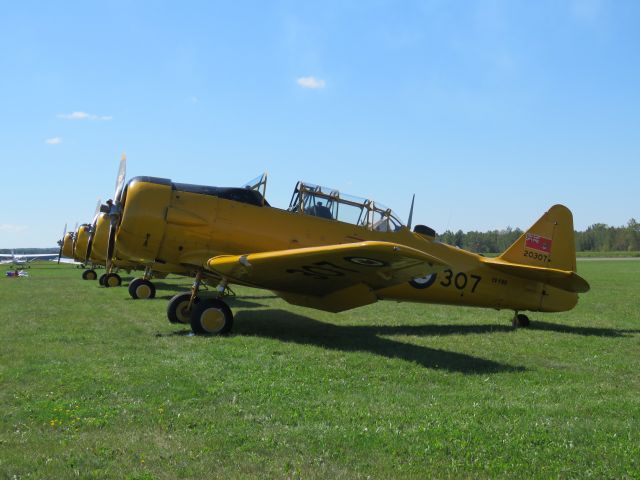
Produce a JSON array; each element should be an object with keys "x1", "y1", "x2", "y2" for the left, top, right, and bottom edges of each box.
[
  {"x1": 409, "y1": 273, "x2": 437, "y2": 289},
  {"x1": 344, "y1": 256, "x2": 388, "y2": 267}
]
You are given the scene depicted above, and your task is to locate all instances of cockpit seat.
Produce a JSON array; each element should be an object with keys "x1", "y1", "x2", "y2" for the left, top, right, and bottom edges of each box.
[{"x1": 307, "y1": 204, "x2": 333, "y2": 220}]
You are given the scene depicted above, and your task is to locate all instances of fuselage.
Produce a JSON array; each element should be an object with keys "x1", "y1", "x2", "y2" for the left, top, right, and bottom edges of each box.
[{"x1": 114, "y1": 177, "x2": 578, "y2": 313}]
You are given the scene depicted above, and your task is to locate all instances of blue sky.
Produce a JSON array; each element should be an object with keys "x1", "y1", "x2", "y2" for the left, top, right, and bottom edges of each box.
[{"x1": 1, "y1": 0, "x2": 638, "y2": 247}]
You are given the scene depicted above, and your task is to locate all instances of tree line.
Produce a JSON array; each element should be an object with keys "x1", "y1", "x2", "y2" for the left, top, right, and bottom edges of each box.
[{"x1": 436, "y1": 219, "x2": 640, "y2": 253}]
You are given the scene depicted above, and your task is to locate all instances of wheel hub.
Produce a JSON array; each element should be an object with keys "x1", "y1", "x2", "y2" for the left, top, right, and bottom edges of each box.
[
  {"x1": 136, "y1": 284, "x2": 151, "y2": 299},
  {"x1": 200, "y1": 307, "x2": 225, "y2": 333},
  {"x1": 176, "y1": 302, "x2": 191, "y2": 323}
]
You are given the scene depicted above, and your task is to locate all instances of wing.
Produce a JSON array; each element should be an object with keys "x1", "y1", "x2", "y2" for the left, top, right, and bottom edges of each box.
[{"x1": 207, "y1": 241, "x2": 448, "y2": 312}]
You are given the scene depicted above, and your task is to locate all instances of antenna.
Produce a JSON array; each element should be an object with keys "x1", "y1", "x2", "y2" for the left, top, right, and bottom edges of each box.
[{"x1": 407, "y1": 194, "x2": 415, "y2": 230}]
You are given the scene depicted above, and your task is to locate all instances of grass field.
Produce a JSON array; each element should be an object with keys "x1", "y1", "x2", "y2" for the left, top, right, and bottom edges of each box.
[{"x1": 1, "y1": 261, "x2": 639, "y2": 479}]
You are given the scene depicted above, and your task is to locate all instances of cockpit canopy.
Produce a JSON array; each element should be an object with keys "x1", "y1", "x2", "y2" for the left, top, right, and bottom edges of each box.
[{"x1": 288, "y1": 182, "x2": 405, "y2": 232}]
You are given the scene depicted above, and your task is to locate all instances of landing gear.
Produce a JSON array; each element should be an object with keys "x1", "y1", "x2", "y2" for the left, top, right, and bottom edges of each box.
[
  {"x1": 190, "y1": 298, "x2": 234, "y2": 335},
  {"x1": 167, "y1": 293, "x2": 197, "y2": 324},
  {"x1": 104, "y1": 272, "x2": 122, "y2": 288},
  {"x1": 82, "y1": 269, "x2": 97, "y2": 280},
  {"x1": 512, "y1": 312, "x2": 530, "y2": 328},
  {"x1": 128, "y1": 278, "x2": 156, "y2": 299},
  {"x1": 99, "y1": 273, "x2": 107, "y2": 286},
  {"x1": 167, "y1": 271, "x2": 206, "y2": 324},
  {"x1": 166, "y1": 274, "x2": 235, "y2": 335}
]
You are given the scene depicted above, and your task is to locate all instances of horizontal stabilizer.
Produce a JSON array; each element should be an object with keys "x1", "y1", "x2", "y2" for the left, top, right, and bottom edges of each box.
[{"x1": 481, "y1": 257, "x2": 590, "y2": 293}]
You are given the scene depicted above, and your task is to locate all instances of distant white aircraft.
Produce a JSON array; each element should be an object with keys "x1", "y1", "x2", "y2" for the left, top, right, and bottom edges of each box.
[{"x1": 0, "y1": 249, "x2": 59, "y2": 267}]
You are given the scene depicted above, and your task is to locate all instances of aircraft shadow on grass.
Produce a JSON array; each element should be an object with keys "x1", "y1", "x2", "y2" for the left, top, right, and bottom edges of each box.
[
  {"x1": 528, "y1": 320, "x2": 640, "y2": 337},
  {"x1": 228, "y1": 309, "x2": 525, "y2": 374}
]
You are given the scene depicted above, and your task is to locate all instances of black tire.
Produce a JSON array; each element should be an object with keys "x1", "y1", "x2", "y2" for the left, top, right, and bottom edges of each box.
[
  {"x1": 512, "y1": 313, "x2": 530, "y2": 328},
  {"x1": 167, "y1": 293, "x2": 199, "y2": 324},
  {"x1": 104, "y1": 272, "x2": 122, "y2": 288},
  {"x1": 190, "y1": 298, "x2": 233, "y2": 335},
  {"x1": 99, "y1": 273, "x2": 107, "y2": 286},
  {"x1": 82, "y1": 269, "x2": 97, "y2": 280},
  {"x1": 128, "y1": 278, "x2": 156, "y2": 299}
]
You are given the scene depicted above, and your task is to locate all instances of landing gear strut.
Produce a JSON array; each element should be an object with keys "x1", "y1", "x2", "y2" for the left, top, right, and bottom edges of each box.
[{"x1": 512, "y1": 311, "x2": 530, "y2": 328}]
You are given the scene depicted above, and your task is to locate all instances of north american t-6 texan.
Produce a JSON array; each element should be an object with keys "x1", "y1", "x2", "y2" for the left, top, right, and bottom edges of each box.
[{"x1": 91, "y1": 158, "x2": 589, "y2": 335}]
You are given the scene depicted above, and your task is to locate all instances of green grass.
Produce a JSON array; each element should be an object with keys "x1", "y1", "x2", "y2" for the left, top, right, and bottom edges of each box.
[
  {"x1": 1, "y1": 261, "x2": 639, "y2": 479},
  {"x1": 576, "y1": 251, "x2": 640, "y2": 258}
]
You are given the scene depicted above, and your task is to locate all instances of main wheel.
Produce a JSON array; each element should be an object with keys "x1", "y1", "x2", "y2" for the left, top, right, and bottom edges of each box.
[
  {"x1": 99, "y1": 273, "x2": 107, "y2": 286},
  {"x1": 104, "y1": 273, "x2": 122, "y2": 288},
  {"x1": 190, "y1": 298, "x2": 234, "y2": 335},
  {"x1": 167, "y1": 293, "x2": 199, "y2": 324},
  {"x1": 128, "y1": 278, "x2": 156, "y2": 299},
  {"x1": 512, "y1": 313, "x2": 530, "y2": 328},
  {"x1": 82, "y1": 269, "x2": 97, "y2": 280}
]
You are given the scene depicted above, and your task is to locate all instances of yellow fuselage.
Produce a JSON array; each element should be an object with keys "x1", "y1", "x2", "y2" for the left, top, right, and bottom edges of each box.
[{"x1": 115, "y1": 177, "x2": 578, "y2": 313}]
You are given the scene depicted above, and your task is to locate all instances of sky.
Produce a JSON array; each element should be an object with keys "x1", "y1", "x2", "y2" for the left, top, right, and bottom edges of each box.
[{"x1": 1, "y1": 0, "x2": 638, "y2": 248}]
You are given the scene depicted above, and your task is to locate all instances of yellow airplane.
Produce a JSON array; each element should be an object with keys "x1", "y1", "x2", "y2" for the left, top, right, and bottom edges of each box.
[
  {"x1": 57, "y1": 222, "x2": 99, "y2": 278},
  {"x1": 62, "y1": 207, "x2": 163, "y2": 294},
  {"x1": 58, "y1": 157, "x2": 174, "y2": 297},
  {"x1": 102, "y1": 173, "x2": 589, "y2": 335},
  {"x1": 90, "y1": 208, "x2": 172, "y2": 296}
]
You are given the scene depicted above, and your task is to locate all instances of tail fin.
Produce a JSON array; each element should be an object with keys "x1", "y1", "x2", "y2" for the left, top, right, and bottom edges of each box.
[
  {"x1": 481, "y1": 205, "x2": 589, "y2": 293},
  {"x1": 500, "y1": 204, "x2": 577, "y2": 271}
]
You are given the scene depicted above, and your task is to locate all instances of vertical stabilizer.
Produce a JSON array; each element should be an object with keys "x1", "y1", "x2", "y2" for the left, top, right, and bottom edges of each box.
[{"x1": 499, "y1": 204, "x2": 577, "y2": 272}]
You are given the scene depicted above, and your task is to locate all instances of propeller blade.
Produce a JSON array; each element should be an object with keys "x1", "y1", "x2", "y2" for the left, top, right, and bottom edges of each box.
[
  {"x1": 407, "y1": 194, "x2": 415, "y2": 230},
  {"x1": 57, "y1": 223, "x2": 67, "y2": 264},
  {"x1": 106, "y1": 223, "x2": 117, "y2": 272},
  {"x1": 114, "y1": 153, "x2": 127, "y2": 203},
  {"x1": 93, "y1": 198, "x2": 102, "y2": 219},
  {"x1": 106, "y1": 154, "x2": 127, "y2": 271}
]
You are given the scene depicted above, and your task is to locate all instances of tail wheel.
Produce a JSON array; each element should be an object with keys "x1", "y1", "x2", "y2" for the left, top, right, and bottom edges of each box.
[
  {"x1": 129, "y1": 278, "x2": 156, "y2": 299},
  {"x1": 512, "y1": 313, "x2": 530, "y2": 328},
  {"x1": 190, "y1": 298, "x2": 234, "y2": 335},
  {"x1": 104, "y1": 273, "x2": 122, "y2": 288},
  {"x1": 167, "y1": 293, "x2": 199, "y2": 324},
  {"x1": 99, "y1": 273, "x2": 107, "y2": 286},
  {"x1": 82, "y1": 269, "x2": 97, "y2": 280}
]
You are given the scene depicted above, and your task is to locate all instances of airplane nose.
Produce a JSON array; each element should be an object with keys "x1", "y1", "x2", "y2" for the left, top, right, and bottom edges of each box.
[
  {"x1": 115, "y1": 177, "x2": 173, "y2": 263},
  {"x1": 89, "y1": 213, "x2": 110, "y2": 262},
  {"x1": 62, "y1": 233, "x2": 75, "y2": 258}
]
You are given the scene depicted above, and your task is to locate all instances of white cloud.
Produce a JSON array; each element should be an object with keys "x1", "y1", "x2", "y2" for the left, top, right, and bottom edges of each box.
[
  {"x1": 0, "y1": 224, "x2": 27, "y2": 233},
  {"x1": 45, "y1": 137, "x2": 62, "y2": 145},
  {"x1": 58, "y1": 111, "x2": 112, "y2": 121},
  {"x1": 296, "y1": 76, "x2": 326, "y2": 89}
]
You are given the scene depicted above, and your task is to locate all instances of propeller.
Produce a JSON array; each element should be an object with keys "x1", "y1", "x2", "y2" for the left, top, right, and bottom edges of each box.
[
  {"x1": 71, "y1": 222, "x2": 79, "y2": 248},
  {"x1": 407, "y1": 194, "x2": 415, "y2": 230},
  {"x1": 84, "y1": 198, "x2": 102, "y2": 263},
  {"x1": 92, "y1": 198, "x2": 102, "y2": 222},
  {"x1": 57, "y1": 223, "x2": 67, "y2": 264},
  {"x1": 106, "y1": 154, "x2": 127, "y2": 272}
]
